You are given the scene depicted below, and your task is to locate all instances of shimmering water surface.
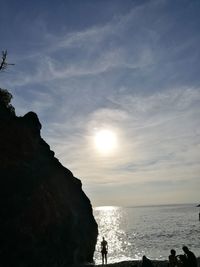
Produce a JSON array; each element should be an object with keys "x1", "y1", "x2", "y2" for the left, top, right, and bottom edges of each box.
[{"x1": 93, "y1": 204, "x2": 200, "y2": 264}]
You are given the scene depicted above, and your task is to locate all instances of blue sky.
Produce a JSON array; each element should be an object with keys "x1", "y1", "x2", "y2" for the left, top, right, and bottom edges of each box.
[{"x1": 0, "y1": 0, "x2": 200, "y2": 206}]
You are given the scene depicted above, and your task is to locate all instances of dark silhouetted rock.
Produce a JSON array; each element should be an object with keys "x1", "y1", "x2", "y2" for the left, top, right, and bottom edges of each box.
[{"x1": 0, "y1": 90, "x2": 98, "y2": 267}]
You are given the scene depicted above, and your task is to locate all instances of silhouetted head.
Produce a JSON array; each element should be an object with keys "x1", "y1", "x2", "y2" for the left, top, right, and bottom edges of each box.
[
  {"x1": 171, "y1": 249, "x2": 176, "y2": 256},
  {"x1": 102, "y1": 237, "x2": 105, "y2": 241},
  {"x1": 182, "y1": 246, "x2": 189, "y2": 254}
]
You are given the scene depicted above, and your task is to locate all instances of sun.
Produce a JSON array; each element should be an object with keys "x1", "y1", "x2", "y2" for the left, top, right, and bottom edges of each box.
[{"x1": 94, "y1": 129, "x2": 117, "y2": 154}]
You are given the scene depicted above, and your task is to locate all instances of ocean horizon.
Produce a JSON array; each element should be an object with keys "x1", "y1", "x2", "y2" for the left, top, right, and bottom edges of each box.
[
  {"x1": 93, "y1": 203, "x2": 200, "y2": 264},
  {"x1": 94, "y1": 202, "x2": 198, "y2": 209}
]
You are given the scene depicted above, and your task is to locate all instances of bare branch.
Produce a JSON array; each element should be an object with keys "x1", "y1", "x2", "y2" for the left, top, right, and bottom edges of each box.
[{"x1": 0, "y1": 50, "x2": 15, "y2": 72}]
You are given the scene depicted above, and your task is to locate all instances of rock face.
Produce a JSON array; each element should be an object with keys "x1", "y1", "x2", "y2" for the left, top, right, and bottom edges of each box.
[{"x1": 0, "y1": 89, "x2": 98, "y2": 267}]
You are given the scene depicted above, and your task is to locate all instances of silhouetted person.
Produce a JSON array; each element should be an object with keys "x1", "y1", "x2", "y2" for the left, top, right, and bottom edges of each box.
[
  {"x1": 101, "y1": 237, "x2": 108, "y2": 265},
  {"x1": 169, "y1": 249, "x2": 178, "y2": 267},
  {"x1": 182, "y1": 246, "x2": 197, "y2": 267},
  {"x1": 141, "y1": 255, "x2": 153, "y2": 267}
]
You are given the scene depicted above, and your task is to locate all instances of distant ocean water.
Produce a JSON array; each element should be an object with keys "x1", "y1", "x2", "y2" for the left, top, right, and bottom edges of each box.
[{"x1": 93, "y1": 204, "x2": 200, "y2": 264}]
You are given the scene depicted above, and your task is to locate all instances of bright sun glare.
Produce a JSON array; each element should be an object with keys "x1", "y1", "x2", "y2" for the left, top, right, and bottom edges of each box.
[{"x1": 94, "y1": 129, "x2": 117, "y2": 154}]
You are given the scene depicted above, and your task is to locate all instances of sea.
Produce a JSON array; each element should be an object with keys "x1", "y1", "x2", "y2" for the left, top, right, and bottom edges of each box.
[{"x1": 93, "y1": 204, "x2": 200, "y2": 264}]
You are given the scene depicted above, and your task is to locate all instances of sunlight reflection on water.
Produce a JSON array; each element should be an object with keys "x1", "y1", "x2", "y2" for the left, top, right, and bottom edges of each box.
[{"x1": 94, "y1": 206, "x2": 134, "y2": 264}]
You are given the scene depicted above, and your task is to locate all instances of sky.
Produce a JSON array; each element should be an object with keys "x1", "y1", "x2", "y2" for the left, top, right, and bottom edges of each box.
[{"x1": 0, "y1": 0, "x2": 200, "y2": 206}]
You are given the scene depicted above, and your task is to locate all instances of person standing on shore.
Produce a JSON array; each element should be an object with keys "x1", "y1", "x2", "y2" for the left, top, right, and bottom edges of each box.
[
  {"x1": 101, "y1": 237, "x2": 108, "y2": 265},
  {"x1": 182, "y1": 246, "x2": 197, "y2": 267},
  {"x1": 169, "y1": 249, "x2": 178, "y2": 267}
]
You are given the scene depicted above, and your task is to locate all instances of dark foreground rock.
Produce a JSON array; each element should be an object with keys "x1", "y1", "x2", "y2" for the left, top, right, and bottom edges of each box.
[{"x1": 0, "y1": 89, "x2": 98, "y2": 267}]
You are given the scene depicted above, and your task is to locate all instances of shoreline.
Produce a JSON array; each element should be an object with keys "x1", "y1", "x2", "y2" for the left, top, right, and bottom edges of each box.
[
  {"x1": 95, "y1": 257, "x2": 200, "y2": 267},
  {"x1": 74, "y1": 257, "x2": 200, "y2": 267}
]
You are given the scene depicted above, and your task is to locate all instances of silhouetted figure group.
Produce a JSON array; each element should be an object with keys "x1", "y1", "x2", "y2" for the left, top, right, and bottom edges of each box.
[
  {"x1": 98, "y1": 238, "x2": 197, "y2": 267},
  {"x1": 168, "y1": 246, "x2": 197, "y2": 267}
]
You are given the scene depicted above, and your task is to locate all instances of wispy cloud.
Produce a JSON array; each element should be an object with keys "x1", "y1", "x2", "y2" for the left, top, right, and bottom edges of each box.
[{"x1": 42, "y1": 87, "x2": 200, "y2": 206}]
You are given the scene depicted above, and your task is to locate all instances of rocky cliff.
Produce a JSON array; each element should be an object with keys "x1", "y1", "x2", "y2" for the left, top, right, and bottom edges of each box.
[{"x1": 0, "y1": 89, "x2": 98, "y2": 267}]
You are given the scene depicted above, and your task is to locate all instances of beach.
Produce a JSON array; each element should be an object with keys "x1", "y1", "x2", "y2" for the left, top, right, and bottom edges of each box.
[
  {"x1": 74, "y1": 257, "x2": 200, "y2": 267},
  {"x1": 97, "y1": 258, "x2": 200, "y2": 266},
  {"x1": 100, "y1": 258, "x2": 200, "y2": 267}
]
